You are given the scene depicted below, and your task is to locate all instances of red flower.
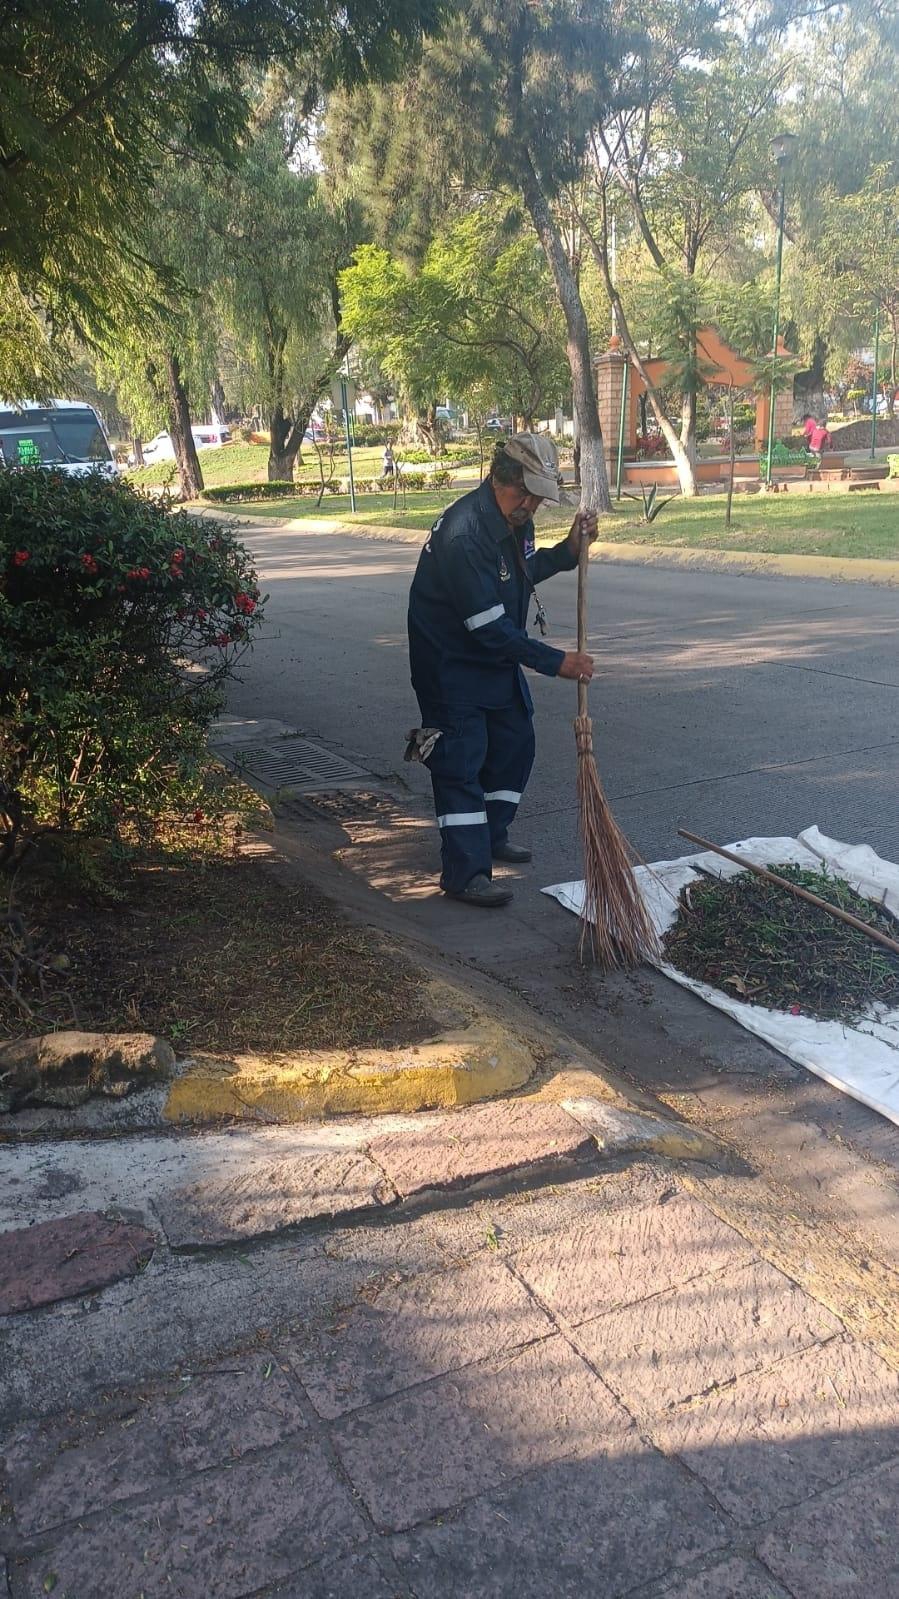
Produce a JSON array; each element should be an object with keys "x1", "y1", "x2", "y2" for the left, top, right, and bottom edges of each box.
[
  {"x1": 193, "y1": 808, "x2": 204, "y2": 823},
  {"x1": 138, "y1": 566, "x2": 150, "y2": 579},
  {"x1": 194, "y1": 607, "x2": 208, "y2": 622},
  {"x1": 214, "y1": 631, "x2": 230, "y2": 647},
  {"x1": 789, "y1": 1004, "x2": 801, "y2": 1016},
  {"x1": 171, "y1": 548, "x2": 185, "y2": 564},
  {"x1": 80, "y1": 553, "x2": 99, "y2": 575},
  {"x1": 13, "y1": 550, "x2": 30, "y2": 566},
  {"x1": 169, "y1": 564, "x2": 184, "y2": 579},
  {"x1": 234, "y1": 591, "x2": 257, "y2": 616}
]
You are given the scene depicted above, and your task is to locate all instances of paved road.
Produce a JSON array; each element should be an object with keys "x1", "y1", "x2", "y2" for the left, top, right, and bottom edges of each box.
[{"x1": 228, "y1": 523, "x2": 898, "y2": 875}]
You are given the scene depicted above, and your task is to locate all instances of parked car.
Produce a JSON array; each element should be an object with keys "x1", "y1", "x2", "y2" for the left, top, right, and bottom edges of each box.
[
  {"x1": 141, "y1": 424, "x2": 231, "y2": 464},
  {"x1": 483, "y1": 416, "x2": 510, "y2": 433},
  {"x1": 0, "y1": 400, "x2": 117, "y2": 477}
]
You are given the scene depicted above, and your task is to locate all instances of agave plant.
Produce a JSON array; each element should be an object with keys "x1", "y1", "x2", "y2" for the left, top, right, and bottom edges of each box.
[{"x1": 639, "y1": 483, "x2": 677, "y2": 523}]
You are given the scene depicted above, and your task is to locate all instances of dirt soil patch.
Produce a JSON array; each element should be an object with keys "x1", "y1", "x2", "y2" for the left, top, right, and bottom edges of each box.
[
  {"x1": 663, "y1": 864, "x2": 899, "y2": 1025},
  {"x1": 0, "y1": 829, "x2": 431, "y2": 1058}
]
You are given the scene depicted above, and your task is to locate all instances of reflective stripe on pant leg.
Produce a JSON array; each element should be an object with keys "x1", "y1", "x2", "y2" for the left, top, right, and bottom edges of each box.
[
  {"x1": 481, "y1": 700, "x2": 536, "y2": 849},
  {"x1": 416, "y1": 702, "x2": 492, "y2": 892}
]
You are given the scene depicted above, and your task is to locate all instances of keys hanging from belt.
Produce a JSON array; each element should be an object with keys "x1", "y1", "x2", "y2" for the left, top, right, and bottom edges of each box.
[{"x1": 510, "y1": 537, "x2": 548, "y2": 636}]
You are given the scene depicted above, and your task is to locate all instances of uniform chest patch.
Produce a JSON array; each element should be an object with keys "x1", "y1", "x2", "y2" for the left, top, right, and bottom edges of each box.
[
  {"x1": 498, "y1": 555, "x2": 511, "y2": 582},
  {"x1": 523, "y1": 537, "x2": 536, "y2": 558}
]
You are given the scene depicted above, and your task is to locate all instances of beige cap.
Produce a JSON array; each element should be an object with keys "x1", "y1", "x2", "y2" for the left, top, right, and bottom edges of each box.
[{"x1": 500, "y1": 433, "x2": 567, "y2": 504}]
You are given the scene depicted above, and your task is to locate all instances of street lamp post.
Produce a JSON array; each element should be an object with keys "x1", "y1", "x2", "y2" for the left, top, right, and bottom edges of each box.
[
  {"x1": 765, "y1": 132, "x2": 798, "y2": 487},
  {"x1": 870, "y1": 301, "x2": 880, "y2": 460},
  {"x1": 340, "y1": 357, "x2": 356, "y2": 514}
]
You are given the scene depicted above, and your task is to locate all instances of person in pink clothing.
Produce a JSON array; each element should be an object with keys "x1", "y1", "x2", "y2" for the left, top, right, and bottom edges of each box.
[
  {"x1": 809, "y1": 419, "x2": 832, "y2": 463},
  {"x1": 801, "y1": 413, "x2": 817, "y2": 446}
]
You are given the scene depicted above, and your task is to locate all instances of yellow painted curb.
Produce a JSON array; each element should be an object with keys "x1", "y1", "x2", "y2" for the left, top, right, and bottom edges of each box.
[
  {"x1": 164, "y1": 984, "x2": 536, "y2": 1124},
  {"x1": 590, "y1": 541, "x2": 899, "y2": 586}
]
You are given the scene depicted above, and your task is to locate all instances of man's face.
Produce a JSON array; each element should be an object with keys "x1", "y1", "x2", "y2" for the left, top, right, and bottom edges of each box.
[{"x1": 506, "y1": 488, "x2": 543, "y2": 526}]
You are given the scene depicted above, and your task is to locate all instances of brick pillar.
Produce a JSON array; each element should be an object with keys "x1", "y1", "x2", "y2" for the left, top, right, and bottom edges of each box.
[
  {"x1": 773, "y1": 385, "x2": 794, "y2": 444},
  {"x1": 594, "y1": 340, "x2": 629, "y2": 465}
]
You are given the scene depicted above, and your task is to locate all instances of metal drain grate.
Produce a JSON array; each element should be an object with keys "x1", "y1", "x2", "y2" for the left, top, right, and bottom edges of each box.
[{"x1": 222, "y1": 737, "x2": 372, "y2": 794}]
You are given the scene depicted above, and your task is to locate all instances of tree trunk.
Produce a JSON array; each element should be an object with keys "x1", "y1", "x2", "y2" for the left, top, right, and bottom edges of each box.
[
  {"x1": 267, "y1": 334, "x2": 351, "y2": 482},
  {"x1": 578, "y1": 214, "x2": 696, "y2": 497},
  {"x1": 268, "y1": 404, "x2": 293, "y2": 481},
  {"x1": 164, "y1": 352, "x2": 203, "y2": 501},
  {"x1": 131, "y1": 435, "x2": 144, "y2": 468},
  {"x1": 613, "y1": 300, "x2": 696, "y2": 495},
  {"x1": 415, "y1": 404, "x2": 440, "y2": 455},
  {"x1": 211, "y1": 375, "x2": 226, "y2": 423},
  {"x1": 679, "y1": 383, "x2": 699, "y2": 489},
  {"x1": 519, "y1": 154, "x2": 610, "y2": 512}
]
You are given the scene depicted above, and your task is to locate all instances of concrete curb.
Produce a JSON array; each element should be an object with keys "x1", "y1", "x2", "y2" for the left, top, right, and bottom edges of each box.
[
  {"x1": 163, "y1": 979, "x2": 536, "y2": 1125},
  {"x1": 192, "y1": 505, "x2": 899, "y2": 586}
]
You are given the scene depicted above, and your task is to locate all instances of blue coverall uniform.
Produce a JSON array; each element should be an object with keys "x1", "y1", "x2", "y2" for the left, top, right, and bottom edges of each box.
[{"x1": 408, "y1": 479, "x2": 578, "y2": 892}]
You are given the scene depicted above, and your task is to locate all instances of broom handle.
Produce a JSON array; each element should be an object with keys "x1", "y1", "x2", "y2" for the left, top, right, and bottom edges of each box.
[
  {"x1": 577, "y1": 534, "x2": 589, "y2": 718},
  {"x1": 678, "y1": 828, "x2": 899, "y2": 957}
]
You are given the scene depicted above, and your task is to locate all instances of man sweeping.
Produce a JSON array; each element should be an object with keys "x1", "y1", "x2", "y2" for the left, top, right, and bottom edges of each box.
[{"x1": 407, "y1": 434, "x2": 596, "y2": 908}]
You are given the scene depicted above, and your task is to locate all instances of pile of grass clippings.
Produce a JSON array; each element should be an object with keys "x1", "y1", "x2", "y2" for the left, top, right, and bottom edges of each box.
[{"x1": 663, "y1": 864, "x2": 899, "y2": 1025}]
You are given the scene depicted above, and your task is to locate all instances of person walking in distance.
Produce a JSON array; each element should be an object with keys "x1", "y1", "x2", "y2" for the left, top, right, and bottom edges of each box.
[{"x1": 407, "y1": 435, "x2": 596, "y2": 908}]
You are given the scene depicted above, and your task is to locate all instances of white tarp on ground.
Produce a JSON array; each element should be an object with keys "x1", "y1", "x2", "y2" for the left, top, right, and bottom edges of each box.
[{"x1": 543, "y1": 827, "x2": 899, "y2": 1127}]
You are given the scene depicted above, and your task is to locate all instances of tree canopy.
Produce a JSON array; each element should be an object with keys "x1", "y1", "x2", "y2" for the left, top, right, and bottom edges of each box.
[{"x1": 0, "y1": 0, "x2": 446, "y2": 367}]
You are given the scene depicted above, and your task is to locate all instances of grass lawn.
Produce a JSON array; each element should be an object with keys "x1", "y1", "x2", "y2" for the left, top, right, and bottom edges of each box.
[
  {"x1": 128, "y1": 441, "x2": 392, "y2": 490},
  {"x1": 242, "y1": 484, "x2": 898, "y2": 561},
  {"x1": 128, "y1": 441, "x2": 481, "y2": 492},
  {"x1": 608, "y1": 490, "x2": 899, "y2": 561}
]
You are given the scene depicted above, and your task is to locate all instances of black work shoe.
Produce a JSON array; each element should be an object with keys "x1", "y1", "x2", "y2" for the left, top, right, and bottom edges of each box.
[
  {"x1": 492, "y1": 841, "x2": 532, "y2": 864},
  {"x1": 445, "y1": 873, "x2": 513, "y2": 908}
]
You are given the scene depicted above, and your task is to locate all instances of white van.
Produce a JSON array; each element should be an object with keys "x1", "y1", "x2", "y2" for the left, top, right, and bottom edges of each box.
[
  {"x1": 141, "y1": 423, "x2": 231, "y2": 464},
  {"x1": 0, "y1": 400, "x2": 116, "y2": 477}
]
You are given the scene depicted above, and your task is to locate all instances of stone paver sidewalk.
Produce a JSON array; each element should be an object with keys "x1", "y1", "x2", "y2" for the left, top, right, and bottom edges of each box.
[{"x1": 2, "y1": 1163, "x2": 897, "y2": 1598}]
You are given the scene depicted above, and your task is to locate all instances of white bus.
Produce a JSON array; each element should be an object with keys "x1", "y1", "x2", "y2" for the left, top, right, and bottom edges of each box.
[{"x1": 0, "y1": 400, "x2": 116, "y2": 478}]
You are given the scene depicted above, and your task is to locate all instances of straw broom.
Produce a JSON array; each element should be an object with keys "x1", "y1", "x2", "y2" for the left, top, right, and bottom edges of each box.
[{"x1": 574, "y1": 530, "x2": 660, "y2": 966}]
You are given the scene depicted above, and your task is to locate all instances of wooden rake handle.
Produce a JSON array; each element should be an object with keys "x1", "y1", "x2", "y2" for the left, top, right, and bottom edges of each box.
[{"x1": 577, "y1": 534, "x2": 590, "y2": 719}]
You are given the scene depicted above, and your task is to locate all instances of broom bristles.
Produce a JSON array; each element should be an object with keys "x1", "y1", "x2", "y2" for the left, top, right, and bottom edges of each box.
[{"x1": 575, "y1": 714, "x2": 660, "y2": 968}]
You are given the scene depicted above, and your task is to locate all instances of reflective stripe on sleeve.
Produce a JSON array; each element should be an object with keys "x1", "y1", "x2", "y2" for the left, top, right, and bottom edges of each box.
[
  {"x1": 437, "y1": 811, "x2": 489, "y2": 828},
  {"x1": 483, "y1": 790, "x2": 521, "y2": 804},
  {"x1": 464, "y1": 604, "x2": 506, "y2": 631}
]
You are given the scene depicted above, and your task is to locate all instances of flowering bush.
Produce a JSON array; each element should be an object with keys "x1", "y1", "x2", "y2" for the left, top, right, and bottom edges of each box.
[
  {"x1": 635, "y1": 432, "x2": 669, "y2": 460},
  {"x1": 0, "y1": 471, "x2": 265, "y2": 849}
]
